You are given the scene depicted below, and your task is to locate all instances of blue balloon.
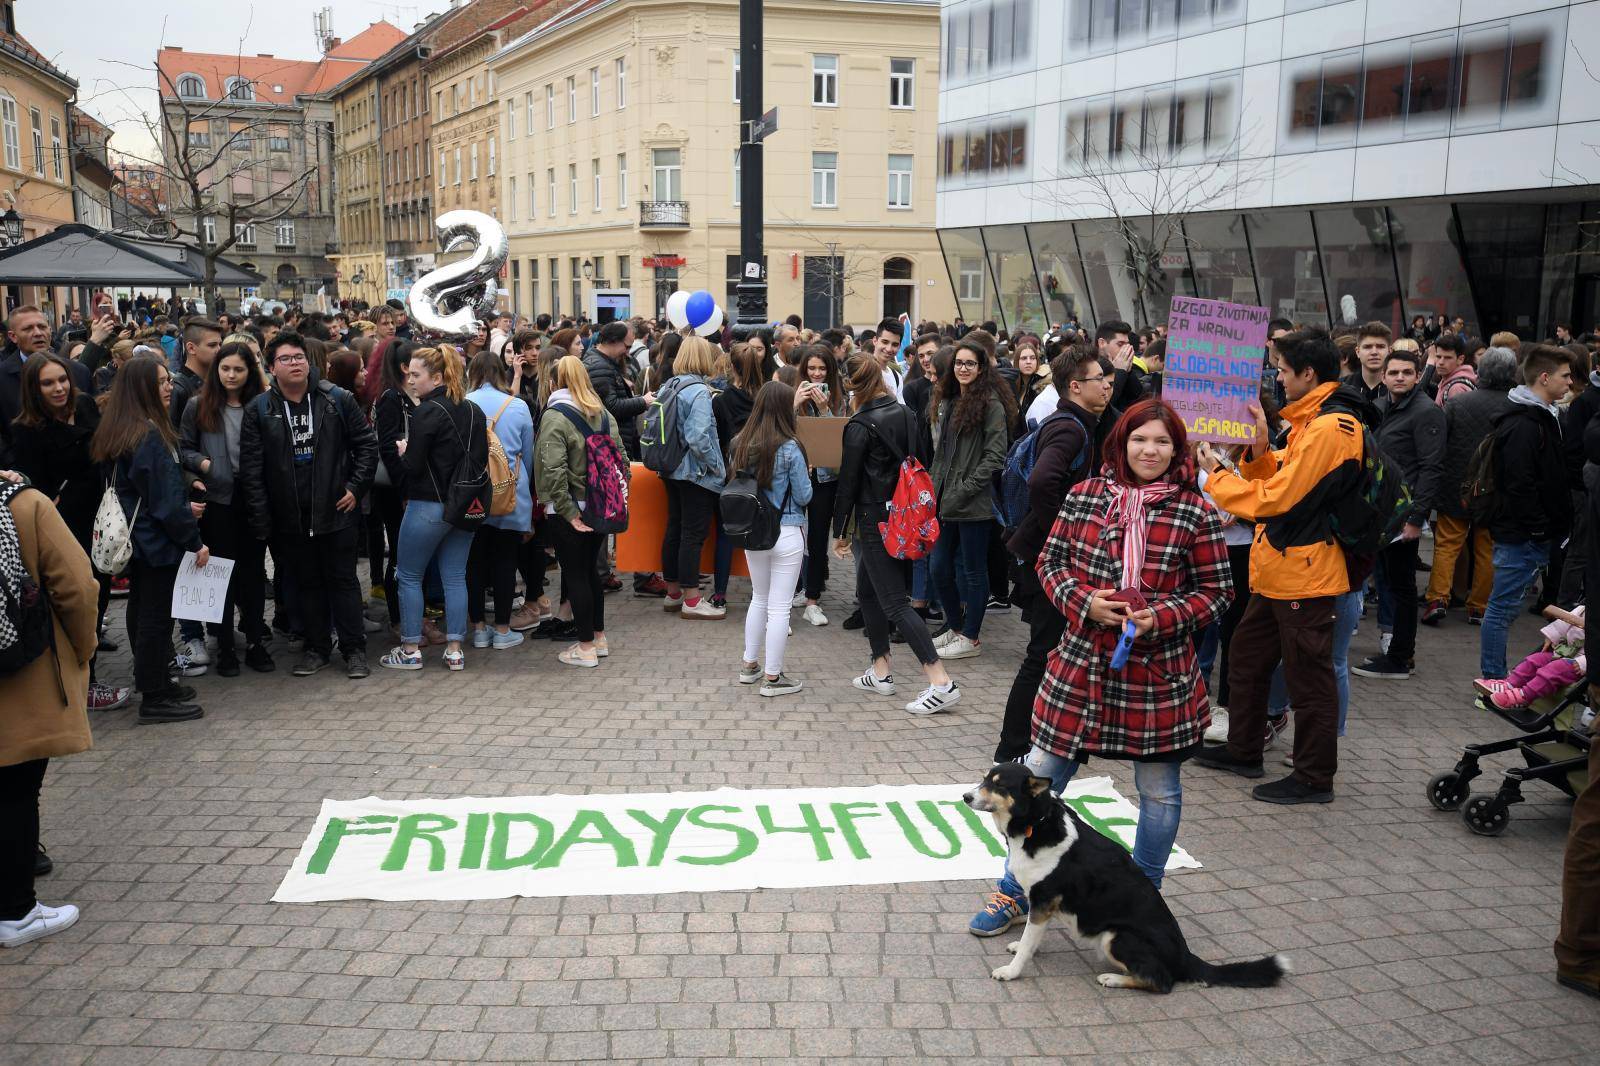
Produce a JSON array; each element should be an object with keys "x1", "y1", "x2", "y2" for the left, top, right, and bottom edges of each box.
[{"x1": 685, "y1": 290, "x2": 715, "y2": 327}]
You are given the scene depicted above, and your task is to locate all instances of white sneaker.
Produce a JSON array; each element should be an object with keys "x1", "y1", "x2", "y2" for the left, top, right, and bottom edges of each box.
[
  {"x1": 681, "y1": 598, "x2": 726, "y2": 620},
  {"x1": 1204, "y1": 706, "x2": 1230, "y2": 743},
  {"x1": 179, "y1": 638, "x2": 210, "y2": 666},
  {"x1": 905, "y1": 683, "x2": 961, "y2": 715},
  {"x1": 0, "y1": 902, "x2": 79, "y2": 948},
  {"x1": 932, "y1": 628, "x2": 959, "y2": 649},
  {"x1": 1379, "y1": 631, "x2": 1393, "y2": 655},
  {"x1": 852, "y1": 669, "x2": 896, "y2": 695},
  {"x1": 172, "y1": 654, "x2": 207, "y2": 678},
  {"x1": 792, "y1": 593, "x2": 809, "y2": 608},
  {"x1": 738, "y1": 662, "x2": 762, "y2": 685},
  {"x1": 803, "y1": 604, "x2": 828, "y2": 627},
  {"x1": 937, "y1": 634, "x2": 981, "y2": 660}
]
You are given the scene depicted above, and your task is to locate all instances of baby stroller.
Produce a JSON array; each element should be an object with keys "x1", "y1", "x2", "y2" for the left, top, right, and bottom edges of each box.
[{"x1": 1426, "y1": 682, "x2": 1593, "y2": 836}]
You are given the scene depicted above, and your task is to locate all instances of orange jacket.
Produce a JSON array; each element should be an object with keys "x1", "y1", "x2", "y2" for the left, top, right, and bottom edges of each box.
[{"x1": 1206, "y1": 380, "x2": 1364, "y2": 600}]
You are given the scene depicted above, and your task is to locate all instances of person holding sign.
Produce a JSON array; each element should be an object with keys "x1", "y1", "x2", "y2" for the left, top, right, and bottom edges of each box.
[
  {"x1": 1194, "y1": 329, "x2": 1365, "y2": 804},
  {"x1": 90, "y1": 355, "x2": 210, "y2": 724}
]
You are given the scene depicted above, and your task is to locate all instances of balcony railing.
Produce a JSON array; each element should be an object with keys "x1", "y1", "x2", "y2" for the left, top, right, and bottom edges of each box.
[{"x1": 639, "y1": 200, "x2": 690, "y2": 228}]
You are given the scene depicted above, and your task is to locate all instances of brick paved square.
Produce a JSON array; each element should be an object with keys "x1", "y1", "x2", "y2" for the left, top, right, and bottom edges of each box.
[{"x1": 3, "y1": 573, "x2": 1598, "y2": 1064}]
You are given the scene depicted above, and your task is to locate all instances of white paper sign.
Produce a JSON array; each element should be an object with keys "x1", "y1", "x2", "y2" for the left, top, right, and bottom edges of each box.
[
  {"x1": 272, "y1": 779, "x2": 1201, "y2": 904},
  {"x1": 170, "y1": 551, "x2": 235, "y2": 624}
]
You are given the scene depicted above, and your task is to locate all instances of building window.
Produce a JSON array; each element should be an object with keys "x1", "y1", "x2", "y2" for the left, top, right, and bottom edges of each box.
[
  {"x1": 529, "y1": 258, "x2": 540, "y2": 318},
  {"x1": 527, "y1": 172, "x2": 536, "y2": 218},
  {"x1": 49, "y1": 117, "x2": 61, "y2": 179},
  {"x1": 616, "y1": 57, "x2": 626, "y2": 108},
  {"x1": 733, "y1": 50, "x2": 741, "y2": 102},
  {"x1": 569, "y1": 163, "x2": 578, "y2": 213},
  {"x1": 890, "y1": 58, "x2": 914, "y2": 108},
  {"x1": 439, "y1": 150, "x2": 446, "y2": 187},
  {"x1": 201, "y1": 215, "x2": 216, "y2": 244},
  {"x1": 225, "y1": 77, "x2": 253, "y2": 102},
  {"x1": 617, "y1": 153, "x2": 627, "y2": 207},
  {"x1": 651, "y1": 148, "x2": 681, "y2": 201},
  {"x1": 454, "y1": 147, "x2": 462, "y2": 185},
  {"x1": 592, "y1": 158, "x2": 602, "y2": 210},
  {"x1": 619, "y1": 256, "x2": 630, "y2": 289},
  {"x1": 591, "y1": 67, "x2": 600, "y2": 116},
  {"x1": 29, "y1": 108, "x2": 41, "y2": 173},
  {"x1": 546, "y1": 84, "x2": 555, "y2": 129},
  {"x1": 176, "y1": 74, "x2": 205, "y2": 99},
  {"x1": 812, "y1": 54, "x2": 837, "y2": 106},
  {"x1": 234, "y1": 222, "x2": 256, "y2": 246},
  {"x1": 811, "y1": 151, "x2": 837, "y2": 207},
  {"x1": 469, "y1": 143, "x2": 478, "y2": 181},
  {"x1": 507, "y1": 99, "x2": 517, "y2": 139},
  {"x1": 549, "y1": 257, "x2": 560, "y2": 317},
  {"x1": 186, "y1": 128, "x2": 210, "y2": 150},
  {"x1": 958, "y1": 257, "x2": 984, "y2": 301},
  {"x1": 888, "y1": 154, "x2": 913, "y2": 208},
  {"x1": 566, "y1": 76, "x2": 576, "y2": 123},
  {"x1": 509, "y1": 176, "x2": 518, "y2": 222},
  {"x1": 488, "y1": 136, "x2": 496, "y2": 176},
  {"x1": 548, "y1": 168, "x2": 556, "y2": 216},
  {"x1": 571, "y1": 255, "x2": 582, "y2": 316},
  {"x1": 0, "y1": 95, "x2": 16, "y2": 171},
  {"x1": 275, "y1": 221, "x2": 295, "y2": 247},
  {"x1": 733, "y1": 149, "x2": 741, "y2": 206},
  {"x1": 268, "y1": 133, "x2": 290, "y2": 152}
]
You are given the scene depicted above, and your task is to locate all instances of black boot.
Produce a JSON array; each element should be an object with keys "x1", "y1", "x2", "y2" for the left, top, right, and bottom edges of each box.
[{"x1": 138, "y1": 693, "x2": 204, "y2": 724}]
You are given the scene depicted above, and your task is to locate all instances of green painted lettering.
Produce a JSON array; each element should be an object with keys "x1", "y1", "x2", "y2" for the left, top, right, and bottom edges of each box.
[
  {"x1": 487, "y1": 812, "x2": 555, "y2": 870},
  {"x1": 459, "y1": 812, "x2": 490, "y2": 870},
  {"x1": 676, "y1": 805, "x2": 758, "y2": 865},
  {"x1": 1066, "y1": 794, "x2": 1137, "y2": 852},
  {"x1": 937, "y1": 800, "x2": 1007, "y2": 857},
  {"x1": 380, "y1": 813, "x2": 457, "y2": 872},
  {"x1": 535, "y1": 810, "x2": 639, "y2": 869},
  {"x1": 886, "y1": 800, "x2": 961, "y2": 859},
  {"x1": 828, "y1": 802, "x2": 883, "y2": 860},
  {"x1": 624, "y1": 808, "x2": 687, "y2": 866},
  {"x1": 755, "y1": 803, "x2": 836, "y2": 861},
  {"x1": 306, "y1": 815, "x2": 396, "y2": 875}
]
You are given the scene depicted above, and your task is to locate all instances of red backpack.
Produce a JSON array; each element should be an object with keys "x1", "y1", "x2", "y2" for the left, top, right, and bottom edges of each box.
[{"x1": 868, "y1": 408, "x2": 939, "y2": 560}]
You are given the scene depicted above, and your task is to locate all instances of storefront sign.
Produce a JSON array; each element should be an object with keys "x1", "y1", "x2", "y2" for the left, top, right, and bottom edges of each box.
[{"x1": 642, "y1": 255, "x2": 686, "y2": 269}]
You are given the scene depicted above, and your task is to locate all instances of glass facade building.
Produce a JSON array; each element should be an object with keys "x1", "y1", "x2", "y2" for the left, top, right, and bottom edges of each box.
[{"x1": 938, "y1": 0, "x2": 1600, "y2": 339}]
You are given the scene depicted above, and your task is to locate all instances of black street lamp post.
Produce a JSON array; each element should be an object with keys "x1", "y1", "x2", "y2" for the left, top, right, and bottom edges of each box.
[{"x1": 733, "y1": 0, "x2": 767, "y2": 329}]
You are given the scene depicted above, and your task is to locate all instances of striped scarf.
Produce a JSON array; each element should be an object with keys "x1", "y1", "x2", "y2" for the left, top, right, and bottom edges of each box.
[{"x1": 1103, "y1": 480, "x2": 1180, "y2": 592}]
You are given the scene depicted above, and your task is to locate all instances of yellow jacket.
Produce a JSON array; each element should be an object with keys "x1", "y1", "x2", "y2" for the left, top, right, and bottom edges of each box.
[{"x1": 1206, "y1": 380, "x2": 1365, "y2": 600}]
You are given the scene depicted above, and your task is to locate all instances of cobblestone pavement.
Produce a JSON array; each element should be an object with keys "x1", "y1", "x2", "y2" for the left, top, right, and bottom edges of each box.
[{"x1": 3, "y1": 562, "x2": 1599, "y2": 1066}]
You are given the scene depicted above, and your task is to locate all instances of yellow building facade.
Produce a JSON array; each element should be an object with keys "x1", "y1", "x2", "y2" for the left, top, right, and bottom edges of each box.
[
  {"x1": 489, "y1": 0, "x2": 951, "y2": 329},
  {"x1": 329, "y1": 76, "x2": 385, "y2": 307}
]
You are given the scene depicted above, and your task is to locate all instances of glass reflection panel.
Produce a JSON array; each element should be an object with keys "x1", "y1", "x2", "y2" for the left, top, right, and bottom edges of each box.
[
  {"x1": 1314, "y1": 207, "x2": 1401, "y2": 331},
  {"x1": 939, "y1": 227, "x2": 996, "y2": 324},
  {"x1": 1386, "y1": 202, "x2": 1477, "y2": 339},
  {"x1": 1073, "y1": 220, "x2": 1142, "y2": 326},
  {"x1": 1244, "y1": 210, "x2": 1328, "y2": 327},
  {"x1": 1182, "y1": 212, "x2": 1258, "y2": 307},
  {"x1": 1025, "y1": 221, "x2": 1094, "y2": 328},
  {"x1": 983, "y1": 224, "x2": 1049, "y2": 335}
]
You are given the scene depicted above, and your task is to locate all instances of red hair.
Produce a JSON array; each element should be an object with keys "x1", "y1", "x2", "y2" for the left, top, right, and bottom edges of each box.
[{"x1": 1102, "y1": 399, "x2": 1196, "y2": 487}]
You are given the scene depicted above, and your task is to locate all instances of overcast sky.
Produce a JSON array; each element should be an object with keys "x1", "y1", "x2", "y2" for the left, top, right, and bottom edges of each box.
[{"x1": 27, "y1": 1, "x2": 416, "y2": 160}]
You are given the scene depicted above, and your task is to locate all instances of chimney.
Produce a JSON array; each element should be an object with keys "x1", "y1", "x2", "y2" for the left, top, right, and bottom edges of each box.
[{"x1": 323, "y1": 36, "x2": 342, "y2": 53}]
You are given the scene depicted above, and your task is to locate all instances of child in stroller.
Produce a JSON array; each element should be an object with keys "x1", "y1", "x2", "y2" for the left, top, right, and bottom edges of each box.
[{"x1": 1476, "y1": 605, "x2": 1585, "y2": 714}]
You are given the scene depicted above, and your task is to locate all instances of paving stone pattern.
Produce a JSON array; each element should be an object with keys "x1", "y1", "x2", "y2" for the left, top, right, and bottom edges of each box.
[{"x1": 3, "y1": 565, "x2": 1599, "y2": 1065}]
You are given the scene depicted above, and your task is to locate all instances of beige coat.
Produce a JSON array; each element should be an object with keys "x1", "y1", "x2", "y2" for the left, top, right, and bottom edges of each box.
[{"x1": 0, "y1": 486, "x2": 96, "y2": 768}]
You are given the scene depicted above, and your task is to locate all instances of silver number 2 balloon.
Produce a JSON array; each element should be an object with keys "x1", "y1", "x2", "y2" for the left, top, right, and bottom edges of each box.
[{"x1": 406, "y1": 210, "x2": 509, "y2": 337}]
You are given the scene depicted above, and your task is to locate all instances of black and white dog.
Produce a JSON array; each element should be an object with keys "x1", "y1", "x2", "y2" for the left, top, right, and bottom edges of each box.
[{"x1": 964, "y1": 762, "x2": 1289, "y2": 991}]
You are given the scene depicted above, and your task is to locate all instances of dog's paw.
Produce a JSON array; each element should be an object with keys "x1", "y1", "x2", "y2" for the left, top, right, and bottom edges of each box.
[
  {"x1": 1096, "y1": 972, "x2": 1132, "y2": 988},
  {"x1": 1006, "y1": 941, "x2": 1020, "y2": 955},
  {"x1": 991, "y1": 964, "x2": 1022, "y2": 981}
]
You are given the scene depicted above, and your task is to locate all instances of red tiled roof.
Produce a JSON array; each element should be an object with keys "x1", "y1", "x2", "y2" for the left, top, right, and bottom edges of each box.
[
  {"x1": 327, "y1": 22, "x2": 408, "y2": 59},
  {"x1": 157, "y1": 22, "x2": 403, "y2": 104},
  {"x1": 0, "y1": 29, "x2": 75, "y2": 88}
]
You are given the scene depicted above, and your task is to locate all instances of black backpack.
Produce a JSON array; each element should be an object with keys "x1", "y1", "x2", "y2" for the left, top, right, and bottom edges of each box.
[
  {"x1": 1316, "y1": 397, "x2": 1413, "y2": 583},
  {"x1": 719, "y1": 469, "x2": 789, "y2": 552},
  {"x1": 0, "y1": 482, "x2": 54, "y2": 677},
  {"x1": 1461, "y1": 432, "x2": 1502, "y2": 525}
]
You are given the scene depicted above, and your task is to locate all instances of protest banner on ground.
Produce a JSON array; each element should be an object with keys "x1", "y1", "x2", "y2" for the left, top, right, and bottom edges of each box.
[
  {"x1": 170, "y1": 551, "x2": 235, "y2": 624},
  {"x1": 273, "y1": 779, "x2": 1201, "y2": 903},
  {"x1": 1162, "y1": 296, "x2": 1270, "y2": 444}
]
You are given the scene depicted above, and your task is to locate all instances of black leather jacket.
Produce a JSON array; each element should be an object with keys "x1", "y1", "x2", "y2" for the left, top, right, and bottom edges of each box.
[
  {"x1": 239, "y1": 372, "x2": 378, "y2": 539},
  {"x1": 832, "y1": 395, "x2": 926, "y2": 538}
]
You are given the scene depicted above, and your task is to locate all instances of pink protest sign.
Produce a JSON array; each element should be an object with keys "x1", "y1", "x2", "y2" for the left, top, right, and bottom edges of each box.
[{"x1": 1163, "y1": 296, "x2": 1270, "y2": 444}]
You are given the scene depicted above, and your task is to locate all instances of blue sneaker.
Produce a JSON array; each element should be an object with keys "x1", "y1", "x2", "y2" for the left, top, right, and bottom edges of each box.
[{"x1": 968, "y1": 890, "x2": 1027, "y2": 937}]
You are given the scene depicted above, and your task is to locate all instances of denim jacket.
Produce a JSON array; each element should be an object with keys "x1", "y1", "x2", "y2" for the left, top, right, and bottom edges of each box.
[
  {"x1": 765, "y1": 438, "x2": 815, "y2": 527},
  {"x1": 667, "y1": 375, "x2": 726, "y2": 491}
]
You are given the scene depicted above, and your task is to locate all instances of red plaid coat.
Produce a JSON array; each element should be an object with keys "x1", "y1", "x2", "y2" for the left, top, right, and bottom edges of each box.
[{"x1": 1033, "y1": 477, "x2": 1233, "y2": 760}]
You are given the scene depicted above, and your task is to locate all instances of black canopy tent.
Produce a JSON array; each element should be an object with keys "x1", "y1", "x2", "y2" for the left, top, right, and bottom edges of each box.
[{"x1": 0, "y1": 223, "x2": 261, "y2": 289}]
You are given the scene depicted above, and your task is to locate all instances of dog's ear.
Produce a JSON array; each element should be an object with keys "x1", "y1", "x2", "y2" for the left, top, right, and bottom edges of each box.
[{"x1": 1026, "y1": 775, "x2": 1052, "y2": 797}]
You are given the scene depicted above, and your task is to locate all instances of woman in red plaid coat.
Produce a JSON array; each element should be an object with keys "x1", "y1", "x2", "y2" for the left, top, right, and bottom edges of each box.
[{"x1": 976, "y1": 400, "x2": 1232, "y2": 929}]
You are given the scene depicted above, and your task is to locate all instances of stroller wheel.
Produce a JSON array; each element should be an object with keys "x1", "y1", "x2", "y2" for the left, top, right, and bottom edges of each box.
[
  {"x1": 1426, "y1": 771, "x2": 1470, "y2": 812},
  {"x1": 1462, "y1": 796, "x2": 1511, "y2": 836}
]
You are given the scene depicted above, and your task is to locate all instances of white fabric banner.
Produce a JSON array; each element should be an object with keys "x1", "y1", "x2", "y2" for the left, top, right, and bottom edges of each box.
[{"x1": 272, "y1": 779, "x2": 1201, "y2": 903}]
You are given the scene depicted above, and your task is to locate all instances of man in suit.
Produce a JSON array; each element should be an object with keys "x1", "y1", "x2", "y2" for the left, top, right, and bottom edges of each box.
[{"x1": 0, "y1": 305, "x2": 93, "y2": 466}]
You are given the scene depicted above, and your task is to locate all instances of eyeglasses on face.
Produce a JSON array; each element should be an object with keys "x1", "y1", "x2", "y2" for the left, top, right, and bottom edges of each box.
[{"x1": 953, "y1": 359, "x2": 980, "y2": 369}]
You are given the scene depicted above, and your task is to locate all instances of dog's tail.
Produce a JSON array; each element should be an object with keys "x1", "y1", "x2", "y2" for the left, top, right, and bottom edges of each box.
[{"x1": 1184, "y1": 951, "x2": 1290, "y2": 988}]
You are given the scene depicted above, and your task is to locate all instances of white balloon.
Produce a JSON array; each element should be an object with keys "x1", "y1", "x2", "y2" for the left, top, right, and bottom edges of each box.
[
  {"x1": 693, "y1": 305, "x2": 724, "y2": 337},
  {"x1": 666, "y1": 290, "x2": 692, "y2": 329}
]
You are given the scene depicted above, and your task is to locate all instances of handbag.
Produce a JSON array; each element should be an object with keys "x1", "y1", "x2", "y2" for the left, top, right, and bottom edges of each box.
[{"x1": 90, "y1": 470, "x2": 137, "y2": 576}]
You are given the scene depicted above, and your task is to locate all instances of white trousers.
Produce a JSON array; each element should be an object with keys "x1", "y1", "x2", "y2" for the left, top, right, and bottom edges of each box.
[{"x1": 742, "y1": 526, "x2": 805, "y2": 677}]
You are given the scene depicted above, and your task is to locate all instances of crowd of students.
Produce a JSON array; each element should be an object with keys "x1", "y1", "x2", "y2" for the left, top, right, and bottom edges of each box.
[{"x1": 0, "y1": 296, "x2": 1596, "y2": 993}]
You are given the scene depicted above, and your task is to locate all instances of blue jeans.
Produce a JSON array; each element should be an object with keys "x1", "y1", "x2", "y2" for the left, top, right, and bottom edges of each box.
[
  {"x1": 1480, "y1": 540, "x2": 1550, "y2": 678},
  {"x1": 931, "y1": 519, "x2": 990, "y2": 638},
  {"x1": 995, "y1": 748, "x2": 1182, "y2": 892},
  {"x1": 1268, "y1": 589, "x2": 1361, "y2": 736},
  {"x1": 397, "y1": 500, "x2": 474, "y2": 644}
]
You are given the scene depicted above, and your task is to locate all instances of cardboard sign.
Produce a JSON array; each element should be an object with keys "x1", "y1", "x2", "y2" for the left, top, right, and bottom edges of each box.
[
  {"x1": 170, "y1": 551, "x2": 236, "y2": 624},
  {"x1": 795, "y1": 416, "x2": 846, "y2": 469},
  {"x1": 272, "y1": 779, "x2": 1201, "y2": 903},
  {"x1": 1162, "y1": 296, "x2": 1270, "y2": 444}
]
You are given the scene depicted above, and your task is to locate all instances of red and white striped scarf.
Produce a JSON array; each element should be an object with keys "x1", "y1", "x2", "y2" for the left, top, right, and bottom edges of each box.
[{"x1": 1104, "y1": 480, "x2": 1181, "y2": 592}]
